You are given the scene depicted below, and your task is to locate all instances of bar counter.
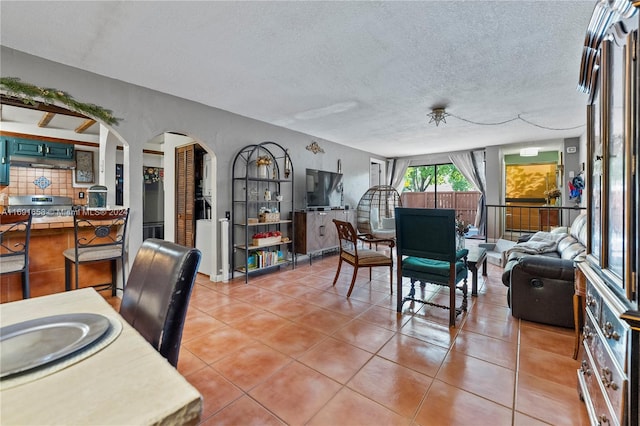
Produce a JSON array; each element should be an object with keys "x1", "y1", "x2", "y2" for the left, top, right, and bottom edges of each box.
[
  {"x1": 30, "y1": 214, "x2": 75, "y2": 229},
  {"x1": 0, "y1": 214, "x2": 117, "y2": 303}
]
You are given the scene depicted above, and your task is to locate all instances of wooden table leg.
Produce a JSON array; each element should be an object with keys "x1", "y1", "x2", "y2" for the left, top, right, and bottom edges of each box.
[{"x1": 470, "y1": 263, "x2": 479, "y2": 296}]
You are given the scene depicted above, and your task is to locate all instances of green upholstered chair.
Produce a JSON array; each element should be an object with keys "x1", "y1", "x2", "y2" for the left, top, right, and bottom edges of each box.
[{"x1": 395, "y1": 208, "x2": 468, "y2": 327}]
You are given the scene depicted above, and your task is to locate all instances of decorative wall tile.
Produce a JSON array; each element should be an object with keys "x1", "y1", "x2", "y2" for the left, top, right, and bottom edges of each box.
[{"x1": 33, "y1": 176, "x2": 52, "y2": 190}]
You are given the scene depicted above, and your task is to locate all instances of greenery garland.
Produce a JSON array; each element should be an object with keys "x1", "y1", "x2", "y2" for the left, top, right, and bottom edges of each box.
[{"x1": 0, "y1": 77, "x2": 121, "y2": 126}]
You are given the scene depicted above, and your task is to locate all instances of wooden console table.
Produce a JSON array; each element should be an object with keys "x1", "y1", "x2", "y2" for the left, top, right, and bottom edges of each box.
[{"x1": 539, "y1": 208, "x2": 560, "y2": 231}]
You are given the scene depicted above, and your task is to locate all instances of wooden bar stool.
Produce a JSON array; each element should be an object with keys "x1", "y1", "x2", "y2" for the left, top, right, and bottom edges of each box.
[
  {"x1": 0, "y1": 212, "x2": 33, "y2": 299},
  {"x1": 63, "y1": 208, "x2": 129, "y2": 296}
]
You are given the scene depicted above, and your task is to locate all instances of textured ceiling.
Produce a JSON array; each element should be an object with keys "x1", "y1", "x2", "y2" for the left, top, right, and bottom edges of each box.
[{"x1": 0, "y1": 1, "x2": 595, "y2": 157}]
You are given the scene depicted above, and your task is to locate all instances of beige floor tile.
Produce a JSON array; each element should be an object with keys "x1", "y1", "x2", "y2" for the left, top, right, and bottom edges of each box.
[
  {"x1": 307, "y1": 387, "x2": 411, "y2": 426},
  {"x1": 347, "y1": 355, "x2": 433, "y2": 418},
  {"x1": 436, "y1": 350, "x2": 515, "y2": 408},
  {"x1": 249, "y1": 361, "x2": 341, "y2": 425},
  {"x1": 298, "y1": 337, "x2": 373, "y2": 384},
  {"x1": 415, "y1": 380, "x2": 513, "y2": 426},
  {"x1": 167, "y1": 249, "x2": 589, "y2": 425}
]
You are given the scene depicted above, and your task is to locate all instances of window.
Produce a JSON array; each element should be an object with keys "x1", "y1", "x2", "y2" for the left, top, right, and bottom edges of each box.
[
  {"x1": 403, "y1": 163, "x2": 474, "y2": 194},
  {"x1": 401, "y1": 164, "x2": 478, "y2": 226}
]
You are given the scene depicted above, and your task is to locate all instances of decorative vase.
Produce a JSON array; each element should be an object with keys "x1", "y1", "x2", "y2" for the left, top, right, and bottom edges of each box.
[
  {"x1": 456, "y1": 233, "x2": 465, "y2": 251},
  {"x1": 257, "y1": 164, "x2": 268, "y2": 179}
]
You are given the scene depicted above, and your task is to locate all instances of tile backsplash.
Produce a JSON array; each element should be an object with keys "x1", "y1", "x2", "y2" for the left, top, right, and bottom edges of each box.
[{"x1": 1, "y1": 167, "x2": 85, "y2": 205}]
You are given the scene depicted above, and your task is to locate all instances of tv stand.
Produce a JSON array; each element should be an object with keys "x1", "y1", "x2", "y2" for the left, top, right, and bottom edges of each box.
[{"x1": 294, "y1": 209, "x2": 353, "y2": 261}]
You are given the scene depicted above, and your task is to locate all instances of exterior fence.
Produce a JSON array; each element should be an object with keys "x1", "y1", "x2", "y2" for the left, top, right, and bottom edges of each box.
[{"x1": 400, "y1": 191, "x2": 481, "y2": 226}]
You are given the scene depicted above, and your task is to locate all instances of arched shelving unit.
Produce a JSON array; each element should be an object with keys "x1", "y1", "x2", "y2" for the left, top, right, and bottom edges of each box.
[{"x1": 231, "y1": 141, "x2": 294, "y2": 282}]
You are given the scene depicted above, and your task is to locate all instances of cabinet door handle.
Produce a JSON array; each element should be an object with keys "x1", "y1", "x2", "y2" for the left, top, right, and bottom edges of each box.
[
  {"x1": 582, "y1": 325, "x2": 593, "y2": 341},
  {"x1": 602, "y1": 322, "x2": 620, "y2": 341},
  {"x1": 600, "y1": 367, "x2": 619, "y2": 390},
  {"x1": 319, "y1": 225, "x2": 325, "y2": 236}
]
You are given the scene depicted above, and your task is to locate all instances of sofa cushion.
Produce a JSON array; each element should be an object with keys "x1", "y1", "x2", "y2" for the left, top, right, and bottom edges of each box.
[
  {"x1": 570, "y1": 213, "x2": 587, "y2": 246},
  {"x1": 557, "y1": 235, "x2": 578, "y2": 253},
  {"x1": 560, "y1": 241, "x2": 586, "y2": 261}
]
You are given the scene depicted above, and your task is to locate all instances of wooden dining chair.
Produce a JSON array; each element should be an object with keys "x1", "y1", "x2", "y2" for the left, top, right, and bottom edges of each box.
[
  {"x1": 119, "y1": 238, "x2": 201, "y2": 367},
  {"x1": 63, "y1": 208, "x2": 129, "y2": 296},
  {"x1": 395, "y1": 208, "x2": 469, "y2": 327},
  {"x1": 0, "y1": 212, "x2": 33, "y2": 299},
  {"x1": 332, "y1": 219, "x2": 395, "y2": 297}
]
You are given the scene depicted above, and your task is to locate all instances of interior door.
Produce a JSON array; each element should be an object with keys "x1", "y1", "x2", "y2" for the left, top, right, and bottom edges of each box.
[
  {"x1": 370, "y1": 159, "x2": 385, "y2": 187},
  {"x1": 175, "y1": 145, "x2": 195, "y2": 247}
]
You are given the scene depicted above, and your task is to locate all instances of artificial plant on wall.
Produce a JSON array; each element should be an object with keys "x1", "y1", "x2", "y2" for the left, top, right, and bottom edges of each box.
[{"x1": 0, "y1": 77, "x2": 121, "y2": 126}]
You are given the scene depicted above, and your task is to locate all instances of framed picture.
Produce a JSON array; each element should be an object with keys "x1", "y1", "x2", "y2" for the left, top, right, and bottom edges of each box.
[{"x1": 75, "y1": 150, "x2": 95, "y2": 183}]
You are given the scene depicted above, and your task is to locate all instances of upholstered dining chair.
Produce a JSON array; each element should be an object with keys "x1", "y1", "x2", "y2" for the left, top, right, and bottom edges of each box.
[
  {"x1": 0, "y1": 212, "x2": 33, "y2": 299},
  {"x1": 63, "y1": 208, "x2": 129, "y2": 296},
  {"x1": 395, "y1": 208, "x2": 469, "y2": 327},
  {"x1": 119, "y1": 238, "x2": 201, "y2": 367},
  {"x1": 332, "y1": 219, "x2": 395, "y2": 297}
]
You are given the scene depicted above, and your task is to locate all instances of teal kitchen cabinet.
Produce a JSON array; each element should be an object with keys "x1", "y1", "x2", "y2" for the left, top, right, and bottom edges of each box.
[
  {"x1": 0, "y1": 137, "x2": 9, "y2": 185},
  {"x1": 10, "y1": 138, "x2": 74, "y2": 160}
]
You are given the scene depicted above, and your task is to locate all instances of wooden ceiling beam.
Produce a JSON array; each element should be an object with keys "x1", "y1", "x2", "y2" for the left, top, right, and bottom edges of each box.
[
  {"x1": 38, "y1": 112, "x2": 56, "y2": 127},
  {"x1": 0, "y1": 94, "x2": 88, "y2": 118},
  {"x1": 75, "y1": 118, "x2": 96, "y2": 133}
]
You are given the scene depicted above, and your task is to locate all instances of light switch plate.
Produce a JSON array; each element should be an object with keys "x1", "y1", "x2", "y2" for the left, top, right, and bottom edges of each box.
[{"x1": 566, "y1": 146, "x2": 577, "y2": 154}]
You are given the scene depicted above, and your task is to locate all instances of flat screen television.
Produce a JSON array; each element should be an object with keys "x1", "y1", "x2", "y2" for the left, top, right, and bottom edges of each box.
[{"x1": 306, "y1": 168, "x2": 343, "y2": 209}]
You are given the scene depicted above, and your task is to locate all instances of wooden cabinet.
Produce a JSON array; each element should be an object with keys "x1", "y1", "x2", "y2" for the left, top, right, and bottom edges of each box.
[
  {"x1": 578, "y1": 266, "x2": 632, "y2": 425},
  {"x1": 175, "y1": 145, "x2": 195, "y2": 247},
  {"x1": 538, "y1": 208, "x2": 559, "y2": 231},
  {"x1": 0, "y1": 137, "x2": 9, "y2": 186},
  {"x1": 576, "y1": 4, "x2": 638, "y2": 425},
  {"x1": 295, "y1": 210, "x2": 353, "y2": 255},
  {"x1": 231, "y1": 142, "x2": 294, "y2": 282},
  {"x1": 9, "y1": 137, "x2": 74, "y2": 159}
]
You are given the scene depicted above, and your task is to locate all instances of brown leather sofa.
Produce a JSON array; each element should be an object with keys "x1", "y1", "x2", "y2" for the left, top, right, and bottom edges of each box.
[{"x1": 501, "y1": 213, "x2": 587, "y2": 328}]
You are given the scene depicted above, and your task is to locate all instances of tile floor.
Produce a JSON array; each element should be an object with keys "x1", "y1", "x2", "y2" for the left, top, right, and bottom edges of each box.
[{"x1": 132, "y1": 243, "x2": 590, "y2": 425}]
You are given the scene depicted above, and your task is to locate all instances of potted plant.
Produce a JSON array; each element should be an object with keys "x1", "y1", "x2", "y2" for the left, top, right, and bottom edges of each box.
[
  {"x1": 256, "y1": 155, "x2": 272, "y2": 179},
  {"x1": 544, "y1": 188, "x2": 562, "y2": 205},
  {"x1": 455, "y1": 214, "x2": 470, "y2": 250}
]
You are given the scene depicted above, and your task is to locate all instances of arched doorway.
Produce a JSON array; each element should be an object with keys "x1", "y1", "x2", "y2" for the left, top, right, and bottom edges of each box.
[{"x1": 143, "y1": 132, "x2": 219, "y2": 282}]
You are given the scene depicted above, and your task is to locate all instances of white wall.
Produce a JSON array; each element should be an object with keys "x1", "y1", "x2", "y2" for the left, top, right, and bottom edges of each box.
[{"x1": 2, "y1": 46, "x2": 374, "y2": 280}]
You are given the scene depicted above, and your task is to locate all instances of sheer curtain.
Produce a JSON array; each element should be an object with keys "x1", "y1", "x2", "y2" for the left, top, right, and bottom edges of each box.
[
  {"x1": 386, "y1": 158, "x2": 411, "y2": 192},
  {"x1": 449, "y1": 150, "x2": 487, "y2": 234}
]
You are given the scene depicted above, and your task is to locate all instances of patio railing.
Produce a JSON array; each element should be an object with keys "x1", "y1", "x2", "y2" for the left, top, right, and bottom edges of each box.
[{"x1": 485, "y1": 203, "x2": 586, "y2": 242}]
